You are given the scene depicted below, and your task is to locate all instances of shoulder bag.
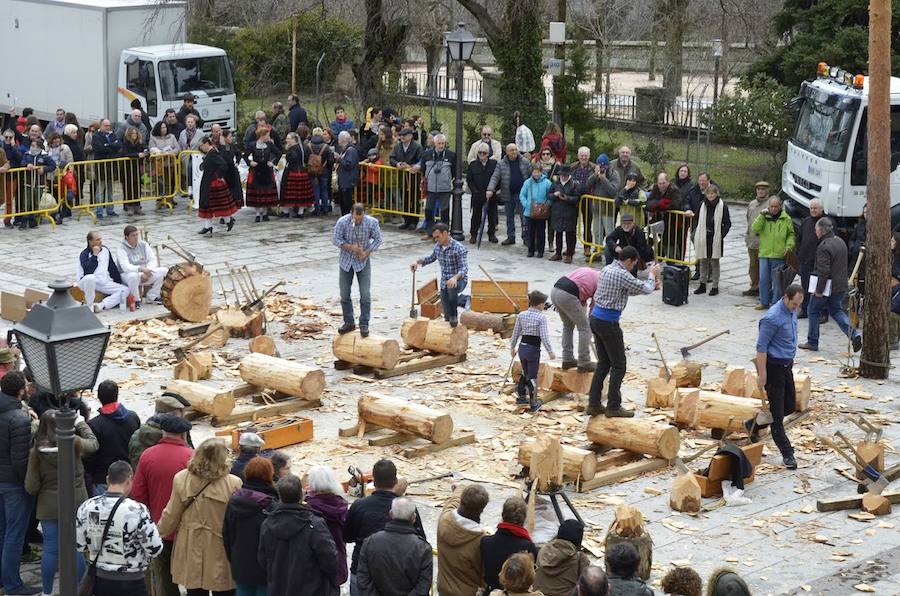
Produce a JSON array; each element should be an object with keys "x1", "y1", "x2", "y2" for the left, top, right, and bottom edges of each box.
[
  {"x1": 530, "y1": 183, "x2": 550, "y2": 220},
  {"x1": 77, "y1": 496, "x2": 126, "y2": 596}
]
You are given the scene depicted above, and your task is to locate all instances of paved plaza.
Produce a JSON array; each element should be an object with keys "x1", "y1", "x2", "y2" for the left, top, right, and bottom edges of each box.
[{"x1": 1, "y1": 200, "x2": 898, "y2": 595}]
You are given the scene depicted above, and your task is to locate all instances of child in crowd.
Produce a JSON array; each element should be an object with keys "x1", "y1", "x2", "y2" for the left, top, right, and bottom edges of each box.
[{"x1": 510, "y1": 290, "x2": 555, "y2": 412}]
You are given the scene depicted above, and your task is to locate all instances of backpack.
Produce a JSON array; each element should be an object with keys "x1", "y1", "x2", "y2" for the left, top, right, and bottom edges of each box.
[{"x1": 308, "y1": 145, "x2": 325, "y2": 176}]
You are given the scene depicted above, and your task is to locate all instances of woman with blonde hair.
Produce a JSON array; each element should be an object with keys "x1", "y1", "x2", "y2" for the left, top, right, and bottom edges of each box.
[
  {"x1": 158, "y1": 438, "x2": 242, "y2": 596},
  {"x1": 305, "y1": 465, "x2": 349, "y2": 588},
  {"x1": 490, "y1": 552, "x2": 544, "y2": 596}
]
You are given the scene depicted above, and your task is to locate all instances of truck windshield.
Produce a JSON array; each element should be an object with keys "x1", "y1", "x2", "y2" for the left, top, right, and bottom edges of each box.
[
  {"x1": 791, "y1": 98, "x2": 857, "y2": 161},
  {"x1": 158, "y1": 56, "x2": 234, "y2": 101}
]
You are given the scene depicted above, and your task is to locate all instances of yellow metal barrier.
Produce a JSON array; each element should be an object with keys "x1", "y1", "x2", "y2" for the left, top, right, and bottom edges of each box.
[
  {"x1": 650, "y1": 209, "x2": 696, "y2": 266},
  {"x1": 62, "y1": 154, "x2": 179, "y2": 223},
  {"x1": 177, "y1": 149, "x2": 204, "y2": 210},
  {"x1": 576, "y1": 195, "x2": 619, "y2": 265},
  {"x1": 0, "y1": 166, "x2": 59, "y2": 229},
  {"x1": 358, "y1": 162, "x2": 423, "y2": 219}
]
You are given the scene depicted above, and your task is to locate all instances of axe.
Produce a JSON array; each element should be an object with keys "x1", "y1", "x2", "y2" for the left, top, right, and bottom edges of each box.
[
  {"x1": 240, "y1": 280, "x2": 285, "y2": 315},
  {"x1": 173, "y1": 323, "x2": 224, "y2": 363},
  {"x1": 652, "y1": 332, "x2": 671, "y2": 380},
  {"x1": 680, "y1": 329, "x2": 730, "y2": 358},
  {"x1": 479, "y1": 264, "x2": 520, "y2": 314},
  {"x1": 820, "y1": 435, "x2": 889, "y2": 495}
]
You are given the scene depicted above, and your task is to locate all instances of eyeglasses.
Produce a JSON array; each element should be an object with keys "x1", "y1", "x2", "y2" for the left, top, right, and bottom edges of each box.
[
  {"x1": 3, "y1": 137, "x2": 12, "y2": 141},
  {"x1": 541, "y1": 152, "x2": 551, "y2": 156},
  {"x1": 478, "y1": 151, "x2": 488, "y2": 155},
  {"x1": 483, "y1": 133, "x2": 491, "y2": 137}
]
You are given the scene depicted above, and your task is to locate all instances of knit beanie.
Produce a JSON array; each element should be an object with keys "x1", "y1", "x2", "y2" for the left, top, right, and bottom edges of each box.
[{"x1": 556, "y1": 519, "x2": 584, "y2": 549}]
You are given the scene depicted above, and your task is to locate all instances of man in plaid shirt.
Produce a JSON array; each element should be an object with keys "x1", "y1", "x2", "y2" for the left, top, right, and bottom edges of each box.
[
  {"x1": 587, "y1": 246, "x2": 661, "y2": 417},
  {"x1": 410, "y1": 222, "x2": 469, "y2": 327},
  {"x1": 333, "y1": 203, "x2": 383, "y2": 337}
]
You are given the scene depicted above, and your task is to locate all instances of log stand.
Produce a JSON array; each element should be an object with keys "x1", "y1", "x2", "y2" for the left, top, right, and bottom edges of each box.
[
  {"x1": 334, "y1": 349, "x2": 467, "y2": 379},
  {"x1": 209, "y1": 383, "x2": 320, "y2": 427},
  {"x1": 577, "y1": 445, "x2": 670, "y2": 493},
  {"x1": 338, "y1": 421, "x2": 477, "y2": 459},
  {"x1": 523, "y1": 479, "x2": 585, "y2": 525}
]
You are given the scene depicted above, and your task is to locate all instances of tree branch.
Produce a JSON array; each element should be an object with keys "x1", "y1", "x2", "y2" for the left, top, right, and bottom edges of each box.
[{"x1": 455, "y1": 0, "x2": 502, "y2": 43}]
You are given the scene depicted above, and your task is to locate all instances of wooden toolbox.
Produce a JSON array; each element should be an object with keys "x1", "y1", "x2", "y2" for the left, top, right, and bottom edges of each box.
[
  {"x1": 417, "y1": 278, "x2": 442, "y2": 319},
  {"x1": 217, "y1": 417, "x2": 314, "y2": 450},
  {"x1": 471, "y1": 280, "x2": 528, "y2": 313},
  {"x1": 1, "y1": 288, "x2": 50, "y2": 322},
  {"x1": 693, "y1": 442, "x2": 764, "y2": 497}
]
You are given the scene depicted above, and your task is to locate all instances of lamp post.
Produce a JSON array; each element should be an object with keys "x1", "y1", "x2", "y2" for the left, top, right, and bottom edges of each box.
[
  {"x1": 12, "y1": 280, "x2": 110, "y2": 596},
  {"x1": 711, "y1": 39, "x2": 723, "y2": 104},
  {"x1": 445, "y1": 22, "x2": 476, "y2": 241}
]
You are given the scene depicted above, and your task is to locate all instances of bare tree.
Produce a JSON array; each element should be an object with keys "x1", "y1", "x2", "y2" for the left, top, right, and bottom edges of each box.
[
  {"x1": 411, "y1": 0, "x2": 453, "y2": 97},
  {"x1": 570, "y1": 0, "x2": 644, "y2": 96},
  {"x1": 351, "y1": 0, "x2": 411, "y2": 106}
]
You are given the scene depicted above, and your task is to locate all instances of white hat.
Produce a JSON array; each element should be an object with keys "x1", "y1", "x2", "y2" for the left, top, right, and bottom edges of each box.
[{"x1": 239, "y1": 432, "x2": 265, "y2": 448}]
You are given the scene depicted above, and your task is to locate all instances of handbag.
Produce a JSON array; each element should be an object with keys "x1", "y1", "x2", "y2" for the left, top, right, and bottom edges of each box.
[
  {"x1": 39, "y1": 188, "x2": 58, "y2": 212},
  {"x1": 77, "y1": 496, "x2": 126, "y2": 596},
  {"x1": 529, "y1": 185, "x2": 550, "y2": 220}
]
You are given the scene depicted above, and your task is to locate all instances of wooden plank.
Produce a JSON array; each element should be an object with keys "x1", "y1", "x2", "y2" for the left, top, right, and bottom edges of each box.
[
  {"x1": 338, "y1": 422, "x2": 384, "y2": 437},
  {"x1": 227, "y1": 382, "x2": 262, "y2": 400},
  {"x1": 816, "y1": 491, "x2": 900, "y2": 512},
  {"x1": 578, "y1": 458, "x2": 670, "y2": 493},
  {"x1": 372, "y1": 353, "x2": 466, "y2": 379},
  {"x1": 401, "y1": 433, "x2": 477, "y2": 458},
  {"x1": 594, "y1": 450, "x2": 644, "y2": 473},
  {"x1": 369, "y1": 431, "x2": 415, "y2": 447},
  {"x1": 210, "y1": 398, "x2": 319, "y2": 427},
  {"x1": 178, "y1": 321, "x2": 212, "y2": 337}
]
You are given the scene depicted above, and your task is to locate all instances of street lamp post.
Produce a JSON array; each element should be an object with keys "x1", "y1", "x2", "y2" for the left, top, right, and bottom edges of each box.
[
  {"x1": 445, "y1": 22, "x2": 476, "y2": 241},
  {"x1": 711, "y1": 39, "x2": 723, "y2": 105},
  {"x1": 12, "y1": 280, "x2": 110, "y2": 596}
]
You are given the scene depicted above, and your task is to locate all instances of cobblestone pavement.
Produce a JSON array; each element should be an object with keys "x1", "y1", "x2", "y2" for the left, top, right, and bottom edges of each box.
[{"x1": 2, "y1": 199, "x2": 897, "y2": 596}]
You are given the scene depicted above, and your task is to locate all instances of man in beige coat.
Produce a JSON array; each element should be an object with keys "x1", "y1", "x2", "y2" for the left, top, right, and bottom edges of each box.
[
  {"x1": 743, "y1": 181, "x2": 771, "y2": 296},
  {"x1": 437, "y1": 484, "x2": 490, "y2": 595}
]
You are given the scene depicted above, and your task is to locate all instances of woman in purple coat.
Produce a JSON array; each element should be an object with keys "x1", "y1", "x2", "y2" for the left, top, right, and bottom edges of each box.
[{"x1": 305, "y1": 465, "x2": 349, "y2": 587}]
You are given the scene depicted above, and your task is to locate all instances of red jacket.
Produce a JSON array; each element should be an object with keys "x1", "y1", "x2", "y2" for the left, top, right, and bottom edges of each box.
[{"x1": 131, "y1": 436, "x2": 193, "y2": 540}]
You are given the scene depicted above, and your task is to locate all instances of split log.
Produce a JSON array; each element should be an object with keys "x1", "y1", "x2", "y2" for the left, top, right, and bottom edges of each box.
[
  {"x1": 861, "y1": 493, "x2": 892, "y2": 516},
  {"x1": 332, "y1": 332, "x2": 400, "y2": 370},
  {"x1": 400, "y1": 318, "x2": 429, "y2": 348},
  {"x1": 402, "y1": 319, "x2": 468, "y2": 356},
  {"x1": 198, "y1": 326, "x2": 229, "y2": 349},
  {"x1": 675, "y1": 390, "x2": 759, "y2": 432},
  {"x1": 646, "y1": 377, "x2": 677, "y2": 408},
  {"x1": 528, "y1": 435, "x2": 563, "y2": 491},
  {"x1": 165, "y1": 379, "x2": 235, "y2": 418},
  {"x1": 519, "y1": 438, "x2": 597, "y2": 482},
  {"x1": 239, "y1": 353, "x2": 325, "y2": 400},
  {"x1": 743, "y1": 370, "x2": 764, "y2": 399},
  {"x1": 794, "y1": 374, "x2": 811, "y2": 412},
  {"x1": 512, "y1": 361, "x2": 553, "y2": 389},
  {"x1": 547, "y1": 364, "x2": 592, "y2": 394},
  {"x1": 215, "y1": 308, "x2": 264, "y2": 338},
  {"x1": 670, "y1": 472, "x2": 702, "y2": 513},
  {"x1": 357, "y1": 392, "x2": 453, "y2": 444},
  {"x1": 721, "y1": 366, "x2": 747, "y2": 396},
  {"x1": 586, "y1": 416, "x2": 680, "y2": 460},
  {"x1": 459, "y1": 310, "x2": 508, "y2": 334},
  {"x1": 248, "y1": 335, "x2": 276, "y2": 356},
  {"x1": 660, "y1": 360, "x2": 701, "y2": 388},
  {"x1": 173, "y1": 352, "x2": 212, "y2": 382}
]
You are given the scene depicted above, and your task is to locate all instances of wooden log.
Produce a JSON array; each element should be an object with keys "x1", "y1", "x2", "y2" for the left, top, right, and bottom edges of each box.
[
  {"x1": 586, "y1": 416, "x2": 681, "y2": 460},
  {"x1": 660, "y1": 360, "x2": 701, "y2": 388},
  {"x1": 216, "y1": 308, "x2": 264, "y2": 338},
  {"x1": 404, "y1": 319, "x2": 468, "y2": 356},
  {"x1": 679, "y1": 390, "x2": 761, "y2": 432},
  {"x1": 862, "y1": 493, "x2": 892, "y2": 516},
  {"x1": 673, "y1": 388, "x2": 700, "y2": 428},
  {"x1": 248, "y1": 335, "x2": 276, "y2": 356},
  {"x1": 519, "y1": 439, "x2": 597, "y2": 482},
  {"x1": 670, "y1": 473, "x2": 701, "y2": 513},
  {"x1": 332, "y1": 332, "x2": 401, "y2": 370},
  {"x1": 357, "y1": 392, "x2": 454, "y2": 444},
  {"x1": 547, "y1": 364, "x2": 592, "y2": 394},
  {"x1": 528, "y1": 435, "x2": 563, "y2": 491},
  {"x1": 816, "y1": 491, "x2": 900, "y2": 512},
  {"x1": 163, "y1": 265, "x2": 212, "y2": 323},
  {"x1": 400, "y1": 318, "x2": 429, "y2": 348},
  {"x1": 721, "y1": 366, "x2": 747, "y2": 396},
  {"x1": 609, "y1": 504, "x2": 645, "y2": 538},
  {"x1": 512, "y1": 361, "x2": 554, "y2": 389},
  {"x1": 173, "y1": 352, "x2": 212, "y2": 382},
  {"x1": 794, "y1": 374, "x2": 811, "y2": 412},
  {"x1": 646, "y1": 377, "x2": 677, "y2": 408},
  {"x1": 743, "y1": 370, "x2": 764, "y2": 399},
  {"x1": 165, "y1": 379, "x2": 235, "y2": 417},
  {"x1": 239, "y1": 353, "x2": 325, "y2": 400},
  {"x1": 459, "y1": 310, "x2": 507, "y2": 333},
  {"x1": 198, "y1": 325, "x2": 229, "y2": 349}
]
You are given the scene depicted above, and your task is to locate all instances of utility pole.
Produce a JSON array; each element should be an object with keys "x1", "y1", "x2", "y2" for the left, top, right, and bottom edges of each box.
[
  {"x1": 291, "y1": 13, "x2": 298, "y2": 95},
  {"x1": 551, "y1": 0, "x2": 566, "y2": 132},
  {"x1": 859, "y1": 0, "x2": 891, "y2": 379}
]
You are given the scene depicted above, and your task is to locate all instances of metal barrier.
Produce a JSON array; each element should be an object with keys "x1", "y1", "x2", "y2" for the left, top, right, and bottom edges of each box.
[
  {"x1": 177, "y1": 149, "x2": 204, "y2": 212},
  {"x1": 61, "y1": 154, "x2": 180, "y2": 223},
  {"x1": 358, "y1": 162, "x2": 424, "y2": 219},
  {"x1": 0, "y1": 166, "x2": 60, "y2": 229},
  {"x1": 651, "y1": 209, "x2": 697, "y2": 266},
  {"x1": 577, "y1": 195, "x2": 623, "y2": 265}
]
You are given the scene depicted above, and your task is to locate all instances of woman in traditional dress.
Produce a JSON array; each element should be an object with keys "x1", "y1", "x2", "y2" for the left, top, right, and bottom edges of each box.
[
  {"x1": 243, "y1": 126, "x2": 280, "y2": 222},
  {"x1": 279, "y1": 132, "x2": 314, "y2": 218},
  {"x1": 198, "y1": 135, "x2": 238, "y2": 234}
]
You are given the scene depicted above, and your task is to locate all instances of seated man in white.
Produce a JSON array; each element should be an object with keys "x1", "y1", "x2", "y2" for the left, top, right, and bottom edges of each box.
[
  {"x1": 116, "y1": 225, "x2": 167, "y2": 305},
  {"x1": 77, "y1": 230, "x2": 129, "y2": 311}
]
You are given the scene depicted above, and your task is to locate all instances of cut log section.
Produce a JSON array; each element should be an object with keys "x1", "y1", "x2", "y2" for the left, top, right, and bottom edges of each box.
[
  {"x1": 519, "y1": 438, "x2": 597, "y2": 482},
  {"x1": 215, "y1": 308, "x2": 264, "y2": 338},
  {"x1": 173, "y1": 352, "x2": 212, "y2": 382},
  {"x1": 659, "y1": 360, "x2": 701, "y2": 388},
  {"x1": 547, "y1": 363, "x2": 592, "y2": 394},
  {"x1": 794, "y1": 374, "x2": 811, "y2": 412},
  {"x1": 400, "y1": 318, "x2": 429, "y2": 348},
  {"x1": 239, "y1": 353, "x2": 325, "y2": 400},
  {"x1": 670, "y1": 473, "x2": 701, "y2": 513},
  {"x1": 646, "y1": 377, "x2": 677, "y2": 408},
  {"x1": 161, "y1": 264, "x2": 212, "y2": 323},
  {"x1": 743, "y1": 370, "x2": 764, "y2": 399},
  {"x1": 401, "y1": 319, "x2": 468, "y2": 356},
  {"x1": 198, "y1": 325, "x2": 229, "y2": 349},
  {"x1": 586, "y1": 416, "x2": 680, "y2": 460},
  {"x1": 861, "y1": 493, "x2": 892, "y2": 516},
  {"x1": 528, "y1": 435, "x2": 564, "y2": 491},
  {"x1": 512, "y1": 361, "x2": 554, "y2": 389},
  {"x1": 459, "y1": 310, "x2": 513, "y2": 335},
  {"x1": 674, "y1": 390, "x2": 760, "y2": 432},
  {"x1": 332, "y1": 332, "x2": 401, "y2": 370},
  {"x1": 721, "y1": 366, "x2": 747, "y2": 396},
  {"x1": 248, "y1": 335, "x2": 277, "y2": 356},
  {"x1": 357, "y1": 393, "x2": 453, "y2": 444},
  {"x1": 165, "y1": 379, "x2": 235, "y2": 418}
]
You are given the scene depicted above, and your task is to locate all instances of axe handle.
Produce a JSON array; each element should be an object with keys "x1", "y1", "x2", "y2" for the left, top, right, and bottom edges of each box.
[
  {"x1": 241, "y1": 280, "x2": 285, "y2": 313},
  {"x1": 479, "y1": 265, "x2": 520, "y2": 314},
  {"x1": 652, "y1": 333, "x2": 670, "y2": 380},
  {"x1": 176, "y1": 323, "x2": 224, "y2": 358},
  {"x1": 849, "y1": 246, "x2": 866, "y2": 287},
  {"x1": 681, "y1": 329, "x2": 730, "y2": 354}
]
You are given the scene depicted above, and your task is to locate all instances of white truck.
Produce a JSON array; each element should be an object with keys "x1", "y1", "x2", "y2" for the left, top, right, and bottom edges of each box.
[
  {"x1": 0, "y1": 0, "x2": 235, "y2": 131},
  {"x1": 782, "y1": 63, "x2": 900, "y2": 231}
]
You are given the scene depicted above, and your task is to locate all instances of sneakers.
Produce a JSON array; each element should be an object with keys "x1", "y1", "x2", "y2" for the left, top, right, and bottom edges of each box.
[
  {"x1": 798, "y1": 342, "x2": 818, "y2": 351},
  {"x1": 852, "y1": 334, "x2": 862, "y2": 352},
  {"x1": 530, "y1": 399, "x2": 543, "y2": 412},
  {"x1": 584, "y1": 404, "x2": 605, "y2": 416},
  {"x1": 693, "y1": 283, "x2": 707, "y2": 295},
  {"x1": 754, "y1": 304, "x2": 767, "y2": 311},
  {"x1": 743, "y1": 419, "x2": 760, "y2": 443},
  {"x1": 605, "y1": 407, "x2": 635, "y2": 418},
  {"x1": 561, "y1": 359, "x2": 577, "y2": 370},
  {"x1": 337, "y1": 323, "x2": 356, "y2": 334},
  {"x1": 783, "y1": 455, "x2": 798, "y2": 470},
  {"x1": 360, "y1": 325, "x2": 369, "y2": 338},
  {"x1": 577, "y1": 362, "x2": 596, "y2": 373},
  {"x1": 501, "y1": 238, "x2": 515, "y2": 246},
  {"x1": 709, "y1": 287, "x2": 719, "y2": 296},
  {"x1": 515, "y1": 397, "x2": 528, "y2": 406}
]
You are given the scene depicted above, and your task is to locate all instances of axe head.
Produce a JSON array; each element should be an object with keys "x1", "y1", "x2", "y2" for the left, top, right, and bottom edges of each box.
[
  {"x1": 173, "y1": 347, "x2": 186, "y2": 363},
  {"x1": 680, "y1": 346, "x2": 690, "y2": 358}
]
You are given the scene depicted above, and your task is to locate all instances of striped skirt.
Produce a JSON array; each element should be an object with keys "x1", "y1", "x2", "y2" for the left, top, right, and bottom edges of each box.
[
  {"x1": 198, "y1": 178, "x2": 239, "y2": 219},
  {"x1": 280, "y1": 169, "x2": 314, "y2": 207},
  {"x1": 245, "y1": 170, "x2": 279, "y2": 207}
]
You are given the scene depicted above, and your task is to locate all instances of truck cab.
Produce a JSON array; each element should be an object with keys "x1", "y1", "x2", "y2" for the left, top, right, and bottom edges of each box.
[
  {"x1": 117, "y1": 43, "x2": 235, "y2": 132},
  {"x1": 781, "y1": 63, "x2": 900, "y2": 232}
]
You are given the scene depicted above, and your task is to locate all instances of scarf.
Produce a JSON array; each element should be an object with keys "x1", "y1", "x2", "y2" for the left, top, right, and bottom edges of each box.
[
  {"x1": 99, "y1": 402, "x2": 119, "y2": 414},
  {"x1": 497, "y1": 522, "x2": 531, "y2": 541},
  {"x1": 694, "y1": 198, "x2": 724, "y2": 259}
]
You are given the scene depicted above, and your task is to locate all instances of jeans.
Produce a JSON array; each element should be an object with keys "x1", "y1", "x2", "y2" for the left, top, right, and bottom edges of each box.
[
  {"x1": 0, "y1": 483, "x2": 32, "y2": 592},
  {"x1": 799, "y1": 261, "x2": 814, "y2": 314},
  {"x1": 551, "y1": 287, "x2": 591, "y2": 366},
  {"x1": 758, "y1": 257, "x2": 785, "y2": 307},
  {"x1": 588, "y1": 317, "x2": 626, "y2": 410},
  {"x1": 525, "y1": 216, "x2": 545, "y2": 256},
  {"x1": 807, "y1": 291, "x2": 858, "y2": 348},
  {"x1": 95, "y1": 177, "x2": 116, "y2": 216},
  {"x1": 339, "y1": 262, "x2": 372, "y2": 327},
  {"x1": 350, "y1": 573, "x2": 359, "y2": 596},
  {"x1": 423, "y1": 192, "x2": 450, "y2": 229},
  {"x1": 313, "y1": 173, "x2": 330, "y2": 213},
  {"x1": 516, "y1": 343, "x2": 541, "y2": 400},
  {"x1": 504, "y1": 196, "x2": 526, "y2": 241},
  {"x1": 236, "y1": 585, "x2": 266, "y2": 596},
  {"x1": 439, "y1": 280, "x2": 467, "y2": 322},
  {"x1": 40, "y1": 519, "x2": 86, "y2": 594}
]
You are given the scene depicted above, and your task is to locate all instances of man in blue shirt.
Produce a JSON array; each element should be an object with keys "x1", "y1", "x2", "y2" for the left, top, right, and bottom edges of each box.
[
  {"x1": 747, "y1": 283, "x2": 804, "y2": 470},
  {"x1": 411, "y1": 223, "x2": 468, "y2": 327},
  {"x1": 333, "y1": 203, "x2": 383, "y2": 337}
]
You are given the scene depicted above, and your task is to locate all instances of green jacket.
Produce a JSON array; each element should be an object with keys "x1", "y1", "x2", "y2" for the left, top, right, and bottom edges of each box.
[
  {"x1": 25, "y1": 420, "x2": 98, "y2": 520},
  {"x1": 751, "y1": 209, "x2": 795, "y2": 258}
]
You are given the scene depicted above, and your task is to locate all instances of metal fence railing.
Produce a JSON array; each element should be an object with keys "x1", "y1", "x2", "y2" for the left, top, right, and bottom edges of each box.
[
  {"x1": 0, "y1": 166, "x2": 60, "y2": 229},
  {"x1": 357, "y1": 162, "x2": 424, "y2": 219}
]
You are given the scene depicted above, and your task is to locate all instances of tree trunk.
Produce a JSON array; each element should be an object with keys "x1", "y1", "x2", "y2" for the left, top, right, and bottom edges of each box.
[
  {"x1": 646, "y1": 377, "x2": 678, "y2": 408},
  {"x1": 552, "y1": 0, "x2": 567, "y2": 132},
  {"x1": 721, "y1": 366, "x2": 747, "y2": 396},
  {"x1": 239, "y1": 353, "x2": 325, "y2": 400},
  {"x1": 661, "y1": 0, "x2": 690, "y2": 98},
  {"x1": 357, "y1": 392, "x2": 454, "y2": 443},
  {"x1": 459, "y1": 310, "x2": 509, "y2": 334},
  {"x1": 860, "y1": 0, "x2": 891, "y2": 379},
  {"x1": 400, "y1": 318, "x2": 429, "y2": 348},
  {"x1": 248, "y1": 335, "x2": 276, "y2": 356},
  {"x1": 674, "y1": 389, "x2": 760, "y2": 432},
  {"x1": 402, "y1": 319, "x2": 468, "y2": 355},
  {"x1": 332, "y1": 331, "x2": 401, "y2": 370},
  {"x1": 351, "y1": 0, "x2": 410, "y2": 106},
  {"x1": 586, "y1": 416, "x2": 681, "y2": 459},
  {"x1": 165, "y1": 379, "x2": 235, "y2": 418},
  {"x1": 519, "y1": 439, "x2": 597, "y2": 482},
  {"x1": 659, "y1": 360, "x2": 702, "y2": 387},
  {"x1": 594, "y1": 42, "x2": 604, "y2": 96}
]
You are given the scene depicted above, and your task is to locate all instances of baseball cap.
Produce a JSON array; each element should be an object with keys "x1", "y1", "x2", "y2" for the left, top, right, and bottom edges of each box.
[
  {"x1": 239, "y1": 432, "x2": 265, "y2": 448},
  {"x1": 596, "y1": 153, "x2": 610, "y2": 166}
]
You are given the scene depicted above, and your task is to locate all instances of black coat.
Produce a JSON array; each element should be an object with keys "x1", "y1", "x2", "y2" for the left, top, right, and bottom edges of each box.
[
  {"x1": 84, "y1": 405, "x2": 141, "y2": 484},
  {"x1": 345, "y1": 489, "x2": 426, "y2": 574},
  {"x1": 244, "y1": 142, "x2": 281, "y2": 188},
  {"x1": 0, "y1": 392, "x2": 31, "y2": 485},
  {"x1": 223, "y1": 479, "x2": 278, "y2": 587},
  {"x1": 796, "y1": 215, "x2": 824, "y2": 265},
  {"x1": 606, "y1": 225, "x2": 653, "y2": 263},
  {"x1": 550, "y1": 177, "x2": 580, "y2": 233},
  {"x1": 466, "y1": 159, "x2": 496, "y2": 198},
  {"x1": 480, "y1": 528, "x2": 538, "y2": 592},
  {"x1": 199, "y1": 149, "x2": 230, "y2": 210},
  {"x1": 258, "y1": 502, "x2": 338, "y2": 596},
  {"x1": 358, "y1": 520, "x2": 433, "y2": 596}
]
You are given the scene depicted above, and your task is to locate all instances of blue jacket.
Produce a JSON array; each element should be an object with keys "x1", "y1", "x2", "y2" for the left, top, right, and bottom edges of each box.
[
  {"x1": 519, "y1": 174, "x2": 552, "y2": 218},
  {"x1": 79, "y1": 247, "x2": 123, "y2": 284},
  {"x1": 337, "y1": 145, "x2": 360, "y2": 190},
  {"x1": 330, "y1": 118, "x2": 355, "y2": 134},
  {"x1": 20, "y1": 151, "x2": 56, "y2": 185},
  {"x1": 289, "y1": 104, "x2": 308, "y2": 131},
  {"x1": 91, "y1": 131, "x2": 122, "y2": 160},
  {"x1": 2, "y1": 144, "x2": 22, "y2": 168}
]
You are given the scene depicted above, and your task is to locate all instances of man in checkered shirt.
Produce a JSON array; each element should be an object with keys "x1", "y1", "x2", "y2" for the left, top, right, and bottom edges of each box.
[
  {"x1": 333, "y1": 203, "x2": 383, "y2": 337},
  {"x1": 587, "y1": 246, "x2": 661, "y2": 417},
  {"x1": 410, "y1": 222, "x2": 469, "y2": 327}
]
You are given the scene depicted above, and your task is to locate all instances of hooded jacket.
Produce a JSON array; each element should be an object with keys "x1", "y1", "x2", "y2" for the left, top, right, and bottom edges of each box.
[
  {"x1": 0, "y1": 391, "x2": 32, "y2": 484},
  {"x1": 533, "y1": 538, "x2": 590, "y2": 596},
  {"x1": 258, "y1": 502, "x2": 339, "y2": 596},
  {"x1": 25, "y1": 420, "x2": 98, "y2": 520},
  {"x1": 223, "y1": 479, "x2": 278, "y2": 587},
  {"x1": 751, "y1": 208, "x2": 796, "y2": 259},
  {"x1": 307, "y1": 492, "x2": 350, "y2": 586},
  {"x1": 519, "y1": 174, "x2": 552, "y2": 218},
  {"x1": 437, "y1": 487, "x2": 486, "y2": 596},
  {"x1": 85, "y1": 403, "x2": 141, "y2": 484},
  {"x1": 358, "y1": 519, "x2": 433, "y2": 596}
]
